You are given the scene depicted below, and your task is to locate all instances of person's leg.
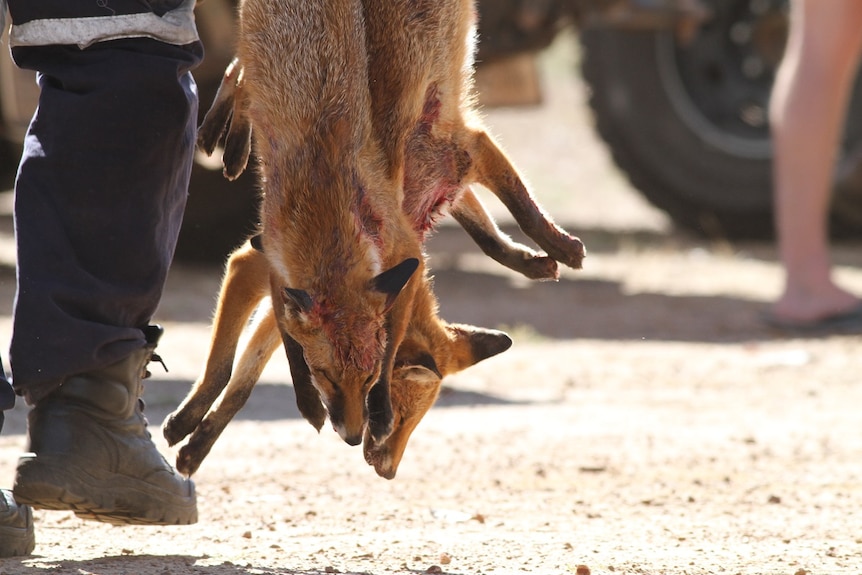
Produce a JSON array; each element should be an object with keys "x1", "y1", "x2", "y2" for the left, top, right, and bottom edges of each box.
[
  {"x1": 9, "y1": 37, "x2": 200, "y2": 403},
  {"x1": 769, "y1": 0, "x2": 862, "y2": 324},
  {"x1": 0, "y1": 358, "x2": 35, "y2": 558},
  {"x1": 6, "y1": 3, "x2": 203, "y2": 524}
]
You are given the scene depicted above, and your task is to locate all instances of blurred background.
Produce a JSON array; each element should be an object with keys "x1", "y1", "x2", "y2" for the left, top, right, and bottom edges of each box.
[
  {"x1": 1, "y1": 0, "x2": 862, "y2": 348},
  {"x1": 0, "y1": 0, "x2": 838, "y2": 264}
]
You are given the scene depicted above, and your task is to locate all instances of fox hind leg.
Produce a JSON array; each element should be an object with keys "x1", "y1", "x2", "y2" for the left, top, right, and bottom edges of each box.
[{"x1": 197, "y1": 57, "x2": 253, "y2": 180}]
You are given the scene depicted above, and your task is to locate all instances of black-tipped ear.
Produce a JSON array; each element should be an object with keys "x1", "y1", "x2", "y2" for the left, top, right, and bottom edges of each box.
[
  {"x1": 470, "y1": 329, "x2": 513, "y2": 363},
  {"x1": 447, "y1": 325, "x2": 512, "y2": 371},
  {"x1": 373, "y1": 258, "x2": 419, "y2": 296},
  {"x1": 281, "y1": 331, "x2": 327, "y2": 432},
  {"x1": 282, "y1": 287, "x2": 313, "y2": 313},
  {"x1": 250, "y1": 234, "x2": 264, "y2": 252}
]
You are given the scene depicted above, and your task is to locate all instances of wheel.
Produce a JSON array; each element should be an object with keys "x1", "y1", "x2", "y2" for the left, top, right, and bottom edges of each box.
[
  {"x1": 475, "y1": 0, "x2": 570, "y2": 63},
  {"x1": 579, "y1": 0, "x2": 862, "y2": 239}
]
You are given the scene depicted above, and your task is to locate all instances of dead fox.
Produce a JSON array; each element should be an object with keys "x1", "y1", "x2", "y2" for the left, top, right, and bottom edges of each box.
[
  {"x1": 362, "y1": 277, "x2": 514, "y2": 479},
  {"x1": 166, "y1": 0, "x2": 586, "y2": 469},
  {"x1": 194, "y1": 0, "x2": 426, "y2": 447},
  {"x1": 162, "y1": 0, "x2": 490, "y2": 463},
  {"x1": 163, "y1": 240, "x2": 511, "y2": 477}
]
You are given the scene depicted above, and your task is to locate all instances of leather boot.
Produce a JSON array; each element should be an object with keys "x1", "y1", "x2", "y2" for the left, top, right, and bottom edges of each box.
[
  {"x1": 0, "y1": 489, "x2": 34, "y2": 557},
  {"x1": 13, "y1": 327, "x2": 197, "y2": 525}
]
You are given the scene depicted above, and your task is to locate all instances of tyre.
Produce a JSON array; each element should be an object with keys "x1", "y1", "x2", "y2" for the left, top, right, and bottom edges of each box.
[
  {"x1": 579, "y1": 0, "x2": 862, "y2": 239},
  {"x1": 475, "y1": 0, "x2": 570, "y2": 63}
]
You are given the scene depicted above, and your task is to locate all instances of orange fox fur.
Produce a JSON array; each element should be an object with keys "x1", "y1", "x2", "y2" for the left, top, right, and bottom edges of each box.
[
  {"x1": 164, "y1": 241, "x2": 510, "y2": 477},
  {"x1": 211, "y1": 0, "x2": 423, "y2": 447},
  {"x1": 164, "y1": 0, "x2": 585, "y2": 477},
  {"x1": 363, "y1": 0, "x2": 583, "y2": 275},
  {"x1": 358, "y1": 0, "x2": 585, "y2": 474}
]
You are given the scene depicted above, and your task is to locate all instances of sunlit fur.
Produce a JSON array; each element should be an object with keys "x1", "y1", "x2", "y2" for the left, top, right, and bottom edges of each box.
[
  {"x1": 240, "y1": 0, "x2": 423, "y2": 444},
  {"x1": 362, "y1": 270, "x2": 511, "y2": 479},
  {"x1": 164, "y1": 0, "x2": 585, "y2": 476},
  {"x1": 362, "y1": 0, "x2": 584, "y2": 274},
  {"x1": 163, "y1": 242, "x2": 509, "y2": 477}
]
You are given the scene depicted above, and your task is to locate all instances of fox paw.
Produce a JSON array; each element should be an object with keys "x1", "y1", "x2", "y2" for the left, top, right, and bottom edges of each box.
[{"x1": 162, "y1": 411, "x2": 192, "y2": 447}]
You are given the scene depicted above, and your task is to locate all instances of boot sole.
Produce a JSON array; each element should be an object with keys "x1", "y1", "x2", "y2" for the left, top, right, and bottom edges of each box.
[{"x1": 13, "y1": 454, "x2": 197, "y2": 526}]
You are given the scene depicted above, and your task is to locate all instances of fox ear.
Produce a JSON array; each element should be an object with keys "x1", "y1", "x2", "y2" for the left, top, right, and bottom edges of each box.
[
  {"x1": 396, "y1": 350, "x2": 442, "y2": 379},
  {"x1": 448, "y1": 325, "x2": 512, "y2": 371},
  {"x1": 373, "y1": 258, "x2": 419, "y2": 310},
  {"x1": 396, "y1": 364, "x2": 442, "y2": 386},
  {"x1": 469, "y1": 328, "x2": 513, "y2": 363},
  {"x1": 282, "y1": 287, "x2": 313, "y2": 314}
]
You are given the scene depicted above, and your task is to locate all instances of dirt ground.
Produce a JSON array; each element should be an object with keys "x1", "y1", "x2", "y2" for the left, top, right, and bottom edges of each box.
[{"x1": 3, "y1": 32, "x2": 862, "y2": 575}]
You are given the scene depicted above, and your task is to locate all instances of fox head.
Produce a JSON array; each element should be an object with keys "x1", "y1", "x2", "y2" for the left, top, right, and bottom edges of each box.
[
  {"x1": 255, "y1": 112, "x2": 422, "y2": 446},
  {"x1": 269, "y1": 255, "x2": 419, "y2": 445},
  {"x1": 365, "y1": 361, "x2": 442, "y2": 479},
  {"x1": 363, "y1": 323, "x2": 512, "y2": 478}
]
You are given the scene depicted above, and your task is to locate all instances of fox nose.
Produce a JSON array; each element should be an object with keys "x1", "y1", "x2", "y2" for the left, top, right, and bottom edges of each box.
[
  {"x1": 343, "y1": 433, "x2": 363, "y2": 446},
  {"x1": 333, "y1": 423, "x2": 364, "y2": 446}
]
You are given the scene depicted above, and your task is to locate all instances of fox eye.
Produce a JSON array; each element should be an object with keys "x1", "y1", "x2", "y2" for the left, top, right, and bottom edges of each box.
[{"x1": 317, "y1": 369, "x2": 339, "y2": 391}]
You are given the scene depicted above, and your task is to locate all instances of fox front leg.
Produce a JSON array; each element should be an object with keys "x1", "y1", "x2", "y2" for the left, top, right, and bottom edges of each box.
[
  {"x1": 451, "y1": 187, "x2": 559, "y2": 281},
  {"x1": 467, "y1": 130, "x2": 585, "y2": 271}
]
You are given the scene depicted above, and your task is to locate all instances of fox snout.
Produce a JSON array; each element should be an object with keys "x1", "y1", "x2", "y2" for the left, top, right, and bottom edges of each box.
[
  {"x1": 322, "y1": 389, "x2": 370, "y2": 446},
  {"x1": 363, "y1": 439, "x2": 397, "y2": 480},
  {"x1": 337, "y1": 428, "x2": 364, "y2": 447},
  {"x1": 335, "y1": 424, "x2": 364, "y2": 446}
]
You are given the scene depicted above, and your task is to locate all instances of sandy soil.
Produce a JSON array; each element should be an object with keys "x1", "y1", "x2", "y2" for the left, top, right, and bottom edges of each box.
[{"x1": 3, "y1": 32, "x2": 862, "y2": 575}]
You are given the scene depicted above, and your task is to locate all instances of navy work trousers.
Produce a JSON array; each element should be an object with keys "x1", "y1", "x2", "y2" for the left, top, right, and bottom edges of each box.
[
  {"x1": 0, "y1": 355, "x2": 11, "y2": 431},
  {"x1": 7, "y1": 30, "x2": 203, "y2": 403}
]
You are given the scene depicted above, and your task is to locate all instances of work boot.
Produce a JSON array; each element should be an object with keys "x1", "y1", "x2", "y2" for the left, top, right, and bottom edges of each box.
[
  {"x1": 13, "y1": 327, "x2": 197, "y2": 525},
  {"x1": 0, "y1": 489, "x2": 34, "y2": 557}
]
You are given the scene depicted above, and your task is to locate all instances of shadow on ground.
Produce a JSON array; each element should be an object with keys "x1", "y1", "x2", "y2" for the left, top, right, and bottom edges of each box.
[
  {"x1": 0, "y1": 378, "x2": 529, "y2": 435},
  {"x1": 1, "y1": 555, "x2": 396, "y2": 575},
  {"x1": 425, "y1": 224, "x2": 805, "y2": 343},
  {"x1": 159, "y1": 223, "x2": 833, "y2": 343}
]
